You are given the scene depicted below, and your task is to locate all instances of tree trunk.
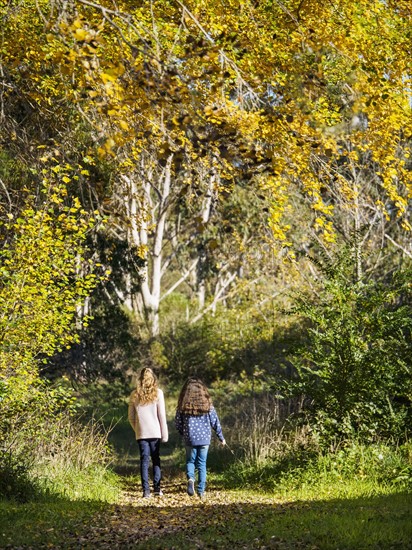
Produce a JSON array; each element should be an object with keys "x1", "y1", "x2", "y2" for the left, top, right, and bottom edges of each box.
[{"x1": 120, "y1": 154, "x2": 173, "y2": 338}]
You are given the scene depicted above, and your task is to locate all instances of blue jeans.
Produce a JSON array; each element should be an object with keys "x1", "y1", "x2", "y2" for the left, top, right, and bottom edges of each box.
[
  {"x1": 138, "y1": 438, "x2": 161, "y2": 493},
  {"x1": 186, "y1": 445, "x2": 209, "y2": 495}
]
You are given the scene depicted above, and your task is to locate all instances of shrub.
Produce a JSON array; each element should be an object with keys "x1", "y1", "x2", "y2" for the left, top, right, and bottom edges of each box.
[{"x1": 287, "y1": 245, "x2": 412, "y2": 445}]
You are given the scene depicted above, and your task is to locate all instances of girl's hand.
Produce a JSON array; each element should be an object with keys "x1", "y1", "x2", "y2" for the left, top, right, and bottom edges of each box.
[{"x1": 221, "y1": 439, "x2": 226, "y2": 446}]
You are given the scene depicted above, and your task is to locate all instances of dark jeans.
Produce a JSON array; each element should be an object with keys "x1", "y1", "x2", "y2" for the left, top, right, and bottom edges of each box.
[{"x1": 138, "y1": 438, "x2": 161, "y2": 493}]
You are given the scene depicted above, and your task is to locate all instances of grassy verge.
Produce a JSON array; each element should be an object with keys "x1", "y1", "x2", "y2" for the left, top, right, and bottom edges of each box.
[
  {"x1": 1, "y1": 457, "x2": 411, "y2": 549},
  {"x1": 0, "y1": 464, "x2": 122, "y2": 548},
  {"x1": 35, "y1": 464, "x2": 122, "y2": 503},
  {"x1": 0, "y1": 499, "x2": 105, "y2": 548}
]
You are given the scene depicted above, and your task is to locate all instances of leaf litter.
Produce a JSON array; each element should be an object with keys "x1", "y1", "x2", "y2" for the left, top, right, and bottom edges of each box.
[{"x1": 43, "y1": 477, "x2": 304, "y2": 550}]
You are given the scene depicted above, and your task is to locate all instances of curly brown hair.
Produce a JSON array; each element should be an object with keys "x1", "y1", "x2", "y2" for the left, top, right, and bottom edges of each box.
[
  {"x1": 176, "y1": 378, "x2": 212, "y2": 415},
  {"x1": 132, "y1": 368, "x2": 159, "y2": 406}
]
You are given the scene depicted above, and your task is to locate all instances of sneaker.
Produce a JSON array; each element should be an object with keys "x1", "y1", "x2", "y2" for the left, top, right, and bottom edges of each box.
[
  {"x1": 198, "y1": 493, "x2": 205, "y2": 500},
  {"x1": 187, "y1": 478, "x2": 195, "y2": 496},
  {"x1": 154, "y1": 490, "x2": 164, "y2": 497},
  {"x1": 143, "y1": 491, "x2": 151, "y2": 498}
]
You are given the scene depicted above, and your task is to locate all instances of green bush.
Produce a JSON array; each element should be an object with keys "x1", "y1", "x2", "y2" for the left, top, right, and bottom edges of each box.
[
  {"x1": 159, "y1": 304, "x2": 283, "y2": 384},
  {"x1": 287, "y1": 244, "x2": 412, "y2": 444}
]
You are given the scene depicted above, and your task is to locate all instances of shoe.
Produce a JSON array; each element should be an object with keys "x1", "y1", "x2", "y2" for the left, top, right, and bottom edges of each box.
[
  {"x1": 187, "y1": 479, "x2": 195, "y2": 496},
  {"x1": 143, "y1": 491, "x2": 151, "y2": 498},
  {"x1": 198, "y1": 493, "x2": 205, "y2": 499},
  {"x1": 154, "y1": 490, "x2": 164, "y2": 496}
]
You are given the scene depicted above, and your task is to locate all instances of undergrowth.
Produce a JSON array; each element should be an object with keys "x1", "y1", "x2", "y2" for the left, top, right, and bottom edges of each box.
[
  {"x1": 0, "y1": 380, "x2": 121, "y2": 504},
  {"x1": 222, "y1": 440, "x2": 412, "y2": 496}
]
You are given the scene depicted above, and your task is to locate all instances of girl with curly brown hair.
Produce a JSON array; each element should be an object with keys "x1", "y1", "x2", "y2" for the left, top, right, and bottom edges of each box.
[
  {"x1": 128, "y1": 367, "x2": 168, "y2": 498},
  {"x1": 175, "y1": 378, "x2": 225, "y2": 498}
]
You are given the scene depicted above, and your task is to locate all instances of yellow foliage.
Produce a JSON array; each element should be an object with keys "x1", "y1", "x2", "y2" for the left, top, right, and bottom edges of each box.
[{"x1": 1, "y1": 0, "x2": 411, "y2": 251}]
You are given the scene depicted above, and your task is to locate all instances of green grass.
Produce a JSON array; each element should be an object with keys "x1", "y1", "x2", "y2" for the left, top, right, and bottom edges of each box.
[
  {"x1": 0, "y1": 464, "x2": 122, "y2": 548},
  {"x1": 2, "y1": 448, "x2": 411, "y2": 549},
  {"x1": 35, "y1": 463, "x2": 122, "y2": 503},
  {"x1": 0, "y1": 499, "x2": 105, "y2": 548},
  {"x1": 2, "y1": 483, "x2": 410, "y2": 549},
  {"x1": 218, "y1": 440, "x2": 412, "y2": 495}
]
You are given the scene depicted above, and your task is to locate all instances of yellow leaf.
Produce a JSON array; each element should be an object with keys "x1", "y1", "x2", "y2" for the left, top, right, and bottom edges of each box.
[
  {"x1": 74, "y1": 28, "x2": 88, "y2": 41},
  {"x1": 101, "y1": 72, "x2": 116, "y2": 84}
]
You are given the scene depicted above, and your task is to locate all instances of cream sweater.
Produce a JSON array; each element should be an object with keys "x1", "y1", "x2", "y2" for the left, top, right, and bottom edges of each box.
[{"x1": 128, "y1": 388, "x2": 168, "y2": 442}]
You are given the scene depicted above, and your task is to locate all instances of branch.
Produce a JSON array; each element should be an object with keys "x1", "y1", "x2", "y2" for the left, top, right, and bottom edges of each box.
[
  {"x1": 160, "y1": 258, "x2": 199, "y2": 302},
  {"x1": 384, "y1": 233, "x2": 412, "y2": 259},
  {"x1": 160, "y1": 232, "x2": 197, "y2": 277},
  {"x1": 175, "y1": 0, "x2": 262, "y2": 107},
  {"x1": 190, "y1": 271, "x2": 237, "y2": 324},
  {"x1": 0, "y1": 178, "x2": 12, "y2": 210}
]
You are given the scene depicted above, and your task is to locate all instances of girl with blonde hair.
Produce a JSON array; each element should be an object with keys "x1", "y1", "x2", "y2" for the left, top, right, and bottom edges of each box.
[
  {"x1": 175, "y1": 378, "x2": 225, "y2": 498},
  {"x1": 128, "y1": 367, "x2": 168, "y2": 498}
]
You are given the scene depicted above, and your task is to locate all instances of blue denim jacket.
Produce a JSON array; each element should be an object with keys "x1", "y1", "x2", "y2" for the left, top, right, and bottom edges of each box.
[{"x1": 175, "y1": 407, "x2": 224, "y2": 446}]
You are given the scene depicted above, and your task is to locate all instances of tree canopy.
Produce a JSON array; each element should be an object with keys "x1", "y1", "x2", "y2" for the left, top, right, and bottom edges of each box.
[{"x1": 1, "y1": 1, "x2": 411, "y2": 434}]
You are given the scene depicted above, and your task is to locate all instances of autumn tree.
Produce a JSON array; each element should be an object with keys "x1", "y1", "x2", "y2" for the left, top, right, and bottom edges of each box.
[
  {"x1": 27, "y1": 0, "x2": 279, "y2": 337},
  {"x1": 0, "y1": 171, "x2": 101, "y2": 452},
  {"x1": 1, "y1": 0, "x2": 411, "y2": 347}
]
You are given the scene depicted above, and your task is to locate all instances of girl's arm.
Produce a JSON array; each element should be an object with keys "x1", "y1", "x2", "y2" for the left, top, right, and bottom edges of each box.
[
  {"x1": 175, "y1": 410, "x2": 184, "y2": 436},
  {"x1": 157, "y1": 389, "x2": 169, "y2": 442},
  {"x1": 209, "y1": 407, "x2": 225, "y2": 443},
  {"x1": 128, "y1": 392, "x2": 137, "y2": 432}
]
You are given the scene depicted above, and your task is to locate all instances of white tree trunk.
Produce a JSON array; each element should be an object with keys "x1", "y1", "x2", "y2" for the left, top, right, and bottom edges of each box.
[
  {"x1": 196, "y1": 173, "x2": 216, "y2": 312},
  {"x1": 120, "y1": 154, "x2": 173, "y2": 337}
]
